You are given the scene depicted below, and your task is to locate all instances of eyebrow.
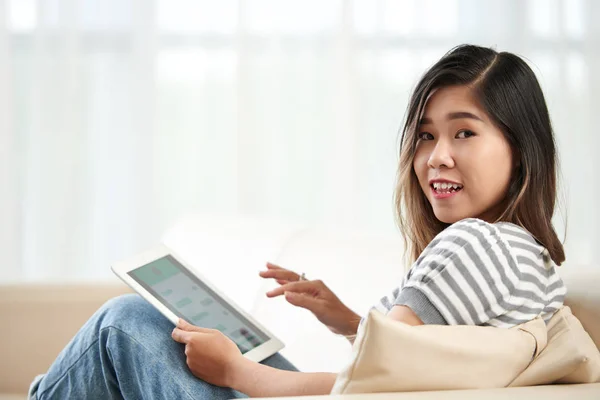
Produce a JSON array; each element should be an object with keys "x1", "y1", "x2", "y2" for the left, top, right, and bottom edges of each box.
[{"x1": 419, "y1": 111, "x2": 484, "y2": 125}]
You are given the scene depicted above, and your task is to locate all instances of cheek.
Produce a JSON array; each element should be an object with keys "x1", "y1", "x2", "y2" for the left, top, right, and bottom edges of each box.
[
  {"x1": 412, "y1": 148, "x2": 430, "y2": 187},
  {"x1": 464, "y1": 141, "x2": 513, "y2": 194},
  {"x1": 490, "y1": 142, "x2": 513, "y2": 185}
]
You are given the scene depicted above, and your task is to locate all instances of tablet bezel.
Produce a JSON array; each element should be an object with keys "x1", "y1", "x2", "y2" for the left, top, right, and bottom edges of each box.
[{"x1": 111, "y1": 244, "x2": 284, "y2": 363}]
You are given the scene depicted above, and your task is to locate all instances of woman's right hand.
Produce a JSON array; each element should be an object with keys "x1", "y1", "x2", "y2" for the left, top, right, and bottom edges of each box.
[{"x1": 259, "y1": 262, "x2": 361, "y2": 337}]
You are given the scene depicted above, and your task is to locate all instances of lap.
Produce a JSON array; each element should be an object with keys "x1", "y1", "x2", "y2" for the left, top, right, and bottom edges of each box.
[
  {"x1": 30, "y1": 294, "x2": 298, "y2": 400},
  {"x1": 102, "y1": 294, "x2": 297, "y2": 369}
]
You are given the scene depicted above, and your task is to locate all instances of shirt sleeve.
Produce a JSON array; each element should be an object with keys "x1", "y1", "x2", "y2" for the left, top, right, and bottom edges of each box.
[{"x1": 393, "y1": 218, "x2": 520, "y2": 326}]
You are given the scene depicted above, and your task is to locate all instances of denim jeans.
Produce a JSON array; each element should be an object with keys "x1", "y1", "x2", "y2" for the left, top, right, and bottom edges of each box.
[{"x1": 28, "y1": 294, "x2": 298, "y2": 399}]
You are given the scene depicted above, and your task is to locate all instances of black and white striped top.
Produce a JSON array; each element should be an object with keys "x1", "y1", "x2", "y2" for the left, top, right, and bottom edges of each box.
[{"x1": 374, "y1": 218, "x2": 566, "y2": 328}]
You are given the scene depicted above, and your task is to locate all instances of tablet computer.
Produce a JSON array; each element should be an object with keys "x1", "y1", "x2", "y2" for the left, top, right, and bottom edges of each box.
[{"x1": 111, "y1": 244, "x2": 284, "y2": 362}]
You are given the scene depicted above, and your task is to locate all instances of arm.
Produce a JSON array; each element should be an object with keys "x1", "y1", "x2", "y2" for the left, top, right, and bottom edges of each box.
[
  {"x1": 231, "y1": 359, "x2": 337, "y2": 397},
  {"x1": 229, "y1": 306, "x2": 422, "y2": 398},
  {"x1": 172, "y1": 319, "x2": 337, "y2": 397},
  {"x1": 229, "y1": 306, "x2": 421, "y2": 397},
  {"x1": 341, "y1": 309, "x2": 362, "y2": 344},
  {"x1": 387, "y1": 304, "x2": 424, "y2": 326},
  {"x1": 261, "y1": 264, "x2": 363, "y2": 342}
]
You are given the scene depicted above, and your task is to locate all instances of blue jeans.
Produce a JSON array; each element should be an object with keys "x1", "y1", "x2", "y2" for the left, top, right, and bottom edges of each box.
[{"x1": 28, "y1": 294, "x2": 298, "y2": 399}]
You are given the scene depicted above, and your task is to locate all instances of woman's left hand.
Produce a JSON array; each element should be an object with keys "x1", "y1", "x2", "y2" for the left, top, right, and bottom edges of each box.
[{"x1": 171, "y1": 319, "x2": 244, "y2": 387}]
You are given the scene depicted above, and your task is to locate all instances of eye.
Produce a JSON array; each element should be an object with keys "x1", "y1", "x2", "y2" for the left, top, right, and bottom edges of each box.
[
  {"x1": 417, "y1": 132, "x2": 434, "y2": 141},
  {"x1": 456, "y1": 130, "x2": 475, "y2": 139}
]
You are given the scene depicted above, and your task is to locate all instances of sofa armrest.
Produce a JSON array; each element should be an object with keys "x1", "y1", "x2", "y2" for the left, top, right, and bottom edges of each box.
[
  {"x1": 2, "y1": 284, "x2": 599, "y2": 399},
  {"x1": 0, "y1": 284, "x2": 132, "y2": 394},
  {"x1": 252, "y1": 383, "x2": 600, "y2": 400}
]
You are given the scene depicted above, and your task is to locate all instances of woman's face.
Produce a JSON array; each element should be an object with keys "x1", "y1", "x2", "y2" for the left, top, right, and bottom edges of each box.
[{"x1": 413, "y1": 85, "x2": 514, "y2": 224}]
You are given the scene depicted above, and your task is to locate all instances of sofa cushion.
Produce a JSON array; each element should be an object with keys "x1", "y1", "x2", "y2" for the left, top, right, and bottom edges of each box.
[
  {"x1": 0, "y1": 284, "x2": 133, "y2": 394},
  {"x1": 560, "y1": 266, "x2": 600, "y2": 349},
  {"x1": 510, "y1": 306, "x2": 600, "y2": 386},
  {"x1": 330, "y1": 309, "x2": 546, "y2": 394}
]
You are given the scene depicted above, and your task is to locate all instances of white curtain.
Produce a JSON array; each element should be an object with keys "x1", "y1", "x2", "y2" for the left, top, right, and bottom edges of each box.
[{"x1": 1, "y1": 0, "x2": 598, "y2": 282}]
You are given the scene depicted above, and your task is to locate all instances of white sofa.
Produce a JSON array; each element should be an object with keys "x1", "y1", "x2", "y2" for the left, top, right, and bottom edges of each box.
[{"x1": 1, "y1": 213, "x2": 599, "y2": 399}]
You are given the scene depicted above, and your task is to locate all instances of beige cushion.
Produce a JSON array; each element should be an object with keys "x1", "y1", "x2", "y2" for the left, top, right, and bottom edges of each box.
[
  {"x1": 0, "y1": 284, "x2": 133, "y2": 394},
  {"x1": 510, "y1": 306, "x2": 600, "y2": 386},
  {"x1": 330, "y1": 310, "x2": 546, "y2": 395},
  {"x1": 560, "y1": 266, "x2": 600, "y2": 349},
  {"x1": 255, "y1": 384, "x2": 600, "y2": 400}
]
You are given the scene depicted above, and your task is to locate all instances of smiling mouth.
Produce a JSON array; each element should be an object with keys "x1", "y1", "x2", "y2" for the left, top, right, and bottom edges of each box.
[{"x1": 430, "y1": 182, "x2": 463, "y2": 194}]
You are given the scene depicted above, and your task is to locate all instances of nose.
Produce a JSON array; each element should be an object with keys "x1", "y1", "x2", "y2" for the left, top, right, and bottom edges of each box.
[{"x1": 427, "y1": 139, "x2": 455, "y2": 169}]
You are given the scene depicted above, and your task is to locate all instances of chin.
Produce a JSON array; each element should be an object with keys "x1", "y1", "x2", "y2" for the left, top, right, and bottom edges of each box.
[{"x1": 432, "y1": 210, "x2": 466, "y2": 225}]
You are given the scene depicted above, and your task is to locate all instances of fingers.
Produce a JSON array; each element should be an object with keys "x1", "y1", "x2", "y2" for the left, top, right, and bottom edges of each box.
[
  {"x1": 172, "y1": 327, "x2": 194, "y2": 344},
  {"x1": 176, "y1": 318, "x2": 213, "y2": 333},
  {"x1": 172, "y1": 319, "x2": 217, "y2": 343},
  {"x1": 259, "y1": 268, "x2": 300, "y2": 282},
  {"x1": 177, "y1": 318, "x2": 194, "y2": 330},
  {"x1": 266, "y1": 280, "x2": 318, "y2": 298},
  {"x1": 284, "y1": 291, "x2": 320, "y2": 310}
]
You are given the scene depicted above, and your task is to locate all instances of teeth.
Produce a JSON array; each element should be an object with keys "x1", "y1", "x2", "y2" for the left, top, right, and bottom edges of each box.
[{"x1": 432, "y1": 182, "x2": 463, "y2": 192}]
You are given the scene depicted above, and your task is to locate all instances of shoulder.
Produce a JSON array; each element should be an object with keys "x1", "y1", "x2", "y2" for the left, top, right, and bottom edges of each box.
[
  {"x1": 413, "y1": 218, "x2": 516, "y2": 274},
  {"x1": 397, "y1": 218, "x2": 564, "y2": 326},
  {"x1": 440, "y1": 218, "x2": 540, "y2": 252},
  {"x1": 398, "y1": 219, "x2": 521, "y2": 325},
  {"x1": 430, "y1": 218, "x2": 502, "y2": 246},
  {"x1": 493, "y1": 221, "x2": 546, "y2": 255}
]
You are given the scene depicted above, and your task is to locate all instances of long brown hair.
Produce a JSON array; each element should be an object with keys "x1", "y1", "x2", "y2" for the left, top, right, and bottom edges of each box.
[{"x1": 394, "y1": 44, "x2": 565, "y2": 268}]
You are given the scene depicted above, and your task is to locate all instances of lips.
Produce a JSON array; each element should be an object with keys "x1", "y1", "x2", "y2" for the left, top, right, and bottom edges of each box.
[
  {"x1": 431, "y1": 182, "x2": 463, "y2": 193},
  {"x1": 429, "y1": 179, "x2": 463, "y2": 198}
]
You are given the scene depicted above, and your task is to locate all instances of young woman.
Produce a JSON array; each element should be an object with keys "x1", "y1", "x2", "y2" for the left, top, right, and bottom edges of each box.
[{"x1": 29, "y1": 44, "x2": 566, "y2": 399}]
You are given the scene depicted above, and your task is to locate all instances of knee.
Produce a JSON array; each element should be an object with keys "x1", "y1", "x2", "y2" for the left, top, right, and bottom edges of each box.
[
  {"x1": 97, "y1": 294, "x2": 169, "y2": 330},
  {"x1": 101, "y1": 294, "x2": 147, "y2": 317}
]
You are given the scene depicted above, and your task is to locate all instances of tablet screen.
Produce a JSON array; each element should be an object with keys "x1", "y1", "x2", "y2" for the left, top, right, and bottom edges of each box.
[{"x1": 128, "y1": 255, "x2": 269, "y2": 354}]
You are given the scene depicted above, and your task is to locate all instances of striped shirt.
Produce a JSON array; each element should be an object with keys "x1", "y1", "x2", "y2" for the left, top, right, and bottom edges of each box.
[{"x1": 374, "y1": 218, "x2": 566, "y2": 328}]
